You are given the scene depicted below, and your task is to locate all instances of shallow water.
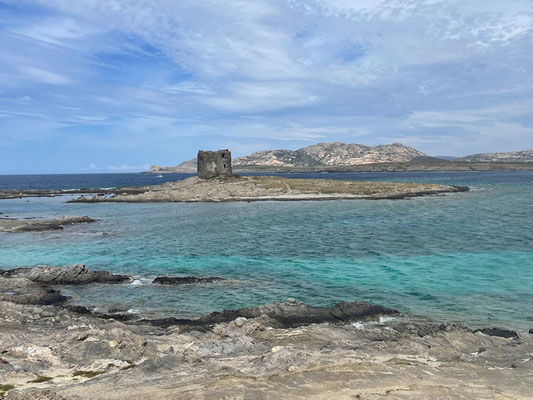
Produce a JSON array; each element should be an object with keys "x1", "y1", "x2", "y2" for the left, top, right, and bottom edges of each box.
[{"x1": 0, "y1": 171, "x2": 532, "y2": 330}]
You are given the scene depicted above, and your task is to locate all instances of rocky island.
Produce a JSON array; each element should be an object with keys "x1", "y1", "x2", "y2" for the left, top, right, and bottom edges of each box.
[
  {"x1": 0, "y1": 264, "x2": 532, "y2": 399},
  {"x1": 69, "y1": 175, "x2": 468, "y2": 203},
  {"x1": 69, "y1": 149, "x2": 468, "y2": 203}
]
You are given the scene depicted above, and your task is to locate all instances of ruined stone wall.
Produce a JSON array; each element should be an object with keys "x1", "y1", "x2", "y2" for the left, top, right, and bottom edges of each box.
[{"x1": 197, "y1": 150, "x2": 232, "y2": 179}]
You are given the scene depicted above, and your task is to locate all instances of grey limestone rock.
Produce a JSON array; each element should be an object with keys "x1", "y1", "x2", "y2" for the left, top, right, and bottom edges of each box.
[
  {"x1": 141, "y1": 299, "x2": 400, "y2": 329},
  {"x1": 2, "y1": 264, "x2": 130, "y2": 285},
  {"x1": 4, "y1": 390, "x2": 71, "y2": 400}
]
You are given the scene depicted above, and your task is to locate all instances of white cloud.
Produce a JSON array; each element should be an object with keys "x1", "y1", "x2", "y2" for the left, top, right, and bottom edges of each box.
[
  {"x1": 21, "y1": 67, "x2": 72, "y2": 85},
  {"x1": 12, "y1": 18, "x2": 100, "y2": 48},
  {"x1": 1, "y1": 0, "x2": 532, "y2": 172},
  {"x1": 204, "y1": 81, "x2": 320, "y2": 112}
]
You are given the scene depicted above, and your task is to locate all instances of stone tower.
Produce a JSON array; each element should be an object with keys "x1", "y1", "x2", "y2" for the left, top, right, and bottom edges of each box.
[{"x1": 197, "y1": 149, "x2": 232, "y2": 179}]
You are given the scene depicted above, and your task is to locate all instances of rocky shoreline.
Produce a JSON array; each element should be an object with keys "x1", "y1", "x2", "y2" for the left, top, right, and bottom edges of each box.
[
  {"x1": 0, "y1": 188, "x2": 146, "y2": 201},
  {"x1": 0, "y1": 264, "x2": 532, "y2": 399},
  {"x1": 67, "y1": 176, "x2": 469, "y2": 203}
]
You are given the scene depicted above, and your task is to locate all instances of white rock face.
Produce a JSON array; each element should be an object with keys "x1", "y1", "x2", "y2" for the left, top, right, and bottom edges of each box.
[
  {"x1": 456, "y1": 149, "x2": 533, "y2": 162},
  {"x1": 233, "y1": 142, "x2": 427, "y2": 167}
]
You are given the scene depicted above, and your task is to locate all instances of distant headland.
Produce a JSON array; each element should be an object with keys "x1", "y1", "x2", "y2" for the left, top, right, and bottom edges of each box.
[{"x1": 147, "y1": 142, "x2": 533, "y2": 173}]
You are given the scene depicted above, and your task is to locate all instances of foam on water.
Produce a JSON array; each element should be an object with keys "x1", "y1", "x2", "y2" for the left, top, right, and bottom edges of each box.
[{"x1": 352, "y1": 316, "x2": 398, "y2": 329}]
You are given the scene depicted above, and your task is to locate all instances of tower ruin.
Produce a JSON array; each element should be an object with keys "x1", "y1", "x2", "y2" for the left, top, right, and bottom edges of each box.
[{"x1": 197, "y1": 149, "x2": 232, "y2": 179}]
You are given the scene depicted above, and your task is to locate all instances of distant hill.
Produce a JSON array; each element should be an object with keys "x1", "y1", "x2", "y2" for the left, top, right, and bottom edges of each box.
[
  {"x1": 149, "y1": 158, "x2": 197, "y2": 173},
  {"x1": 434, "y1": 156, "x2": 457, "y2": 160},
  {"x1": 455, "y1": 150, "x2": 533, "y2": 163},
  {"x1": 234, "y1": 142, "x2": 427, "y2": 168},
  {"x1": 148, "y1": 142, "x2": 428, "y2": 173}
]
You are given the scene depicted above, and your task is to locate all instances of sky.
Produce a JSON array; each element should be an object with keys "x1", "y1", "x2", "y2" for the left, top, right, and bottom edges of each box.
[{"x1": 0, "y1": 0, "x2": 532, "y2": 174}]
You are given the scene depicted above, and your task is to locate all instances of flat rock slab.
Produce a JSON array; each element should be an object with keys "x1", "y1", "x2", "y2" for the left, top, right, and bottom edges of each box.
[
  {"x1": 152, "y1": 276, "x2": 225, "y2": 285},
  {"x1": 0, "y1": 264, "x2": 130, "y2": 285},
  {"x1": 0, "y1": 283, "x2": 531, "y2": 399},
  {"x1": 0, "y1": 277, "x2": 68, "y2": 305},
  {"x1": 68, "y1": 175, "x2": 469, "y2": 203},
  {"x1": 0, "y1": 216, "x2": 97, "y2": 232}
]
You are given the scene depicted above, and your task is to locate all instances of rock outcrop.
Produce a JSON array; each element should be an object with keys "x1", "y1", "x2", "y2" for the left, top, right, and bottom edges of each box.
[
  {"x1": 0, "y1": 276, "x2": 68, "y2": 305},
  {"x1": 152, "y1": 276, "x2": 224, "y2": 285},
  {"x1": 0, "y1": 267, "x2": 532, "y2": 399},
  {"x1": 0, "y1": 264, "x2": 130, "y2": 285},
  {"x1": 149, "y1": 159, "x2": 197, "y2": 173},
  {"x1": 140, "y1": 299, "x2": 400, "y2": 329},
  {"x1": 0, "y1": 216, "x2": 97, "y2": 232}
]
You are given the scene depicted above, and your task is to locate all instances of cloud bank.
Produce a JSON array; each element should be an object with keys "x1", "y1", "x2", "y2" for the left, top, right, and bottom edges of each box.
[{"x1": 0, "y1": 0, "x2": 532, "y2": 172}]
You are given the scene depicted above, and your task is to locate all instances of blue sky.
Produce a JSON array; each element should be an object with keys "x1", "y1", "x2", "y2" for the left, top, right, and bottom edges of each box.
[{"x1": 0, "y1": 0, "x2": 532, "y2": 173}]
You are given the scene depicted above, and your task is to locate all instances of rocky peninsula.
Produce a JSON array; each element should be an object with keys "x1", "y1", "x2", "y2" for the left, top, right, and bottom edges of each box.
[
  {"x1": 0, "y1": 264, "x2": 532, "y2": 399},
  {"x1": 68, "y1": 175, "x2": 468, "y2": 203}
]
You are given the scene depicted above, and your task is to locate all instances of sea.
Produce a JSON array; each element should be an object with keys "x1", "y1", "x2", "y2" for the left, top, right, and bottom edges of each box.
[{"x1": 0, "y1": 171, "x2": 532, "y2": 330}]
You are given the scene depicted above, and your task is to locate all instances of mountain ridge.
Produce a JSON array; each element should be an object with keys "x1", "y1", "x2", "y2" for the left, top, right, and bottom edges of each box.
[
  {"x1": 148, "y1": 144, "x2": 533, "y2": 173},
  {"x1": 455, "y1": 149, "x2": 533, "y2": 163},
  {"x1": 149, "y1": 142, "x2": 427, "y2": 173}
]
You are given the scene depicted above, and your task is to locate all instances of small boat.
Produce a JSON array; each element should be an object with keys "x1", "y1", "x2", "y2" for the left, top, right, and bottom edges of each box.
[{"x1": 157, "y1": 175, "x2": 163, "y2": 178}]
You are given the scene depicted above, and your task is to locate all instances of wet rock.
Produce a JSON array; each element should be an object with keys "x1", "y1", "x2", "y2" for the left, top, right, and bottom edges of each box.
[
  {"x1": 0, "y1": 277, "x2": 68, "y2": 306},
  {"x1": 65, "y1": 305, "x2": 93, "y2": 314},
  {"x1": 3, "y1": 264, "x2": 130, "y2": 285},
  {"x1": 529, "y1": 328, "x2": 533, "y2": 335},
  {"x1": 475, "y1": 327, "x2": 519, "y2": 339},
  {"x1": 98, "y1": 313, "x2": 137, "y2": 322},
  {"x1": 152, "y1": 276, "x2": 225, "y2": 285},
  {"x1": 141, "y1": 299, "x2": 400, "y2": 329}
]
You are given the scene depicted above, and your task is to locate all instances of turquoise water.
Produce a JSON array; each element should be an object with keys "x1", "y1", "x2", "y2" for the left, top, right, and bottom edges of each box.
[{"x1": 0, "y1": 171, "x2": 532, "y2": 330}]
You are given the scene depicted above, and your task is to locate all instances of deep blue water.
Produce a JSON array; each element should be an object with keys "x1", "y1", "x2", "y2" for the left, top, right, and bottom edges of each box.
[
  {"x1": 0, "y1": 171, "x2": 532, "y2": 330},
  {"x1": 0, "y1": 173, "x2": 194, "y2": 190}
]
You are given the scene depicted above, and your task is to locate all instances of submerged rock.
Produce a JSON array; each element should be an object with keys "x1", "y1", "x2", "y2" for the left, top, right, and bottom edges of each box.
[
  {"x1": 152, "y1": 276, "x2": 225, "y2": 285},
  {"x1": 0, "y1": 216, "x2": 97, "y2": 232}
]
